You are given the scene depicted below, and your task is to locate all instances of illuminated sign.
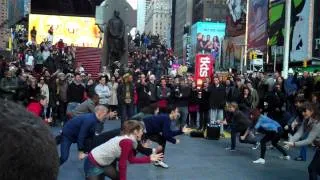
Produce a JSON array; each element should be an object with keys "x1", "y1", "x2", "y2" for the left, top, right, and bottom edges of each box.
[
  {"x1": 195, "y1": 54, "x2": 214, "y2": 80},
  {"x1": 29, "y1": 14, "x2": 101, "y2": 47}
]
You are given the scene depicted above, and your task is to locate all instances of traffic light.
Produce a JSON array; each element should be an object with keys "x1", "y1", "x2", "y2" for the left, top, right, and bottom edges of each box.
[
  {"x1": 303, "y1": 60, "x2": 307, "y2": 67},
  {"x1": 253, "y1": 52, "x2": 257, "y2": 59}
]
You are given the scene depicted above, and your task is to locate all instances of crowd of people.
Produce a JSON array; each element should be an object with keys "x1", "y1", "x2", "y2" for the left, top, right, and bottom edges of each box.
[{"x1": 0, "y1": 28, "x2": 320, "y2": 180}]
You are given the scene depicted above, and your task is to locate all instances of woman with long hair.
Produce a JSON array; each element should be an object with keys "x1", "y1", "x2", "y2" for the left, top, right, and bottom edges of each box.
[
  {"x1": 284, "y1": 103, "x2": 320, "y2": 180},
  {"x1": 84, "y1": 120, "x2": 163, "y2": 180},
  {"x1": 244, "y1": 109, "x2": 290, "y2": 164},
  {"x1": 220, "y1": 102, "x2": 259, "y2": 151}
]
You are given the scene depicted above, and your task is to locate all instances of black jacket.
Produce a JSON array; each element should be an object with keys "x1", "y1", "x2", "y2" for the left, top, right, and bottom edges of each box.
[
  {"x1": 67, "y1": 82, "x2": 85, "y2": 103},
  {"x1": 209, "y1": 84, "x2": 226, "y2": 109}
]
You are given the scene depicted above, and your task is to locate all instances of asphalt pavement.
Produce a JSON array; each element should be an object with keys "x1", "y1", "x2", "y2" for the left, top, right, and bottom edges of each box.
[{"x1": 54, "y1": 120, "x2": 313, "y2": 180}]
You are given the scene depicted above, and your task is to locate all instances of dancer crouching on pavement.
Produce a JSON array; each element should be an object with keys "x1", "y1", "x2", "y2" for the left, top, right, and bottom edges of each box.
[
  {"x1": 283, "y1": 103, "x2": 320, "y2": 180},
  {"x1": 243, "y1": 109, "x2": 290, "y2": 164},
  {"x1": 59, "y1": 105, "x2": 116, "y2": 165},
  {"x1": 142, "y1": 105, "x2": 190, "y2": 168},
  {"x1": 84, "y1": 120, "x2": 163, "y2": 180},
  {"x1": 219, "y1": 102, "x2": 259, "y2": 151}
]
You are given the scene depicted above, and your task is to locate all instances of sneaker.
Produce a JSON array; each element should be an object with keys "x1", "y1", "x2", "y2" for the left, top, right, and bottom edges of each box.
[
  {"x1": 279, "y1": 155, "x2": 291, "y2": 160},
  {"x1": 225, "y1": 147, "x2": 236, "y2": 151},
  {"x1": 253, "y1": 158, "x2": 265, "y2": 164},
  {"x1": 294, "y1": 156, "x2": 306, "y2": 161},
  {"x1": 252, "y1": 142, "x2": 260, "y2": 150},
  {"x1": 154, "y1": 161, "x2": 169, "y2": 168}
]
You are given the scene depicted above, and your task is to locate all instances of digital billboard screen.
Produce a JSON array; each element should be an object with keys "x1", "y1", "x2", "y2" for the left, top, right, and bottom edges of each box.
[
  {"x1": 28, "y1": 14, "x2": 101, "y2": 47},
  {"x1": 313, "y1": 0, "x2": 320, "y2": 58},
  {"x1": 191, "y1": 22, "x2": 226, "y2": 62}
]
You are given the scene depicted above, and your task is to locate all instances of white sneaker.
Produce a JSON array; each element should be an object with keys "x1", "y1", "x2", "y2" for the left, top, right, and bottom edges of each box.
[
  {"x1": 252, "y1": 142, "x2": 260, "y2": 150},
  {"x1": 253, "y1": 158, "x2": 265, "y2": 164},
  {"x1": 280, "y1": 155, "x2": 291, "y2": 160},
  {"x1": 154, "y1": 161, "x2": 169, "y2": 168}
]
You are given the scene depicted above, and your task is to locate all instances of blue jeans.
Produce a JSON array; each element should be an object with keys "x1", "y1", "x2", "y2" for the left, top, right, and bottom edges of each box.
[
  {"x1": 210, "y1": 109, "x2": 224, "y2": 133},
  {"x1": 67, "y1": 102, "x2": 80, "y2": 114},
  {"x1": 299, "y1": 132, "x2": 309, "y2": 160},
  {"x1": 121, "y1": 103, "x2": 134, "y2": 123},
  {"x1": 178, "y1": 106, "x2": 188, "y2": 127},
  {"x1": 60, "y1": 135, "x2": 73, "y2": 165}
]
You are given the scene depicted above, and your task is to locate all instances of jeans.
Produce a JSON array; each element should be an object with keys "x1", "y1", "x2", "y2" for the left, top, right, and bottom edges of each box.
[
  {"x1": 60, "y1": 135, "x2": 73, "y2": 165},
  {"x1": 178, "y1": 106, "x2": 188, "y2": 127},
  {"x1": 308, "y1": 148, "x2": 320, "y2": 180},
  {"x1": 67, "y1": 102, "x2": 80, "y2": 114},
  {"x1": 230, "y1": 127, "x2": 257, "y2": 150},
  {"x1": 260, "y1": 130, "x2": 287, "y2": 159},
  {"x1": 210, "y1": 109, "x2": 224, "y2": 133},
  {"x1": 121, "y1": 103, "x2": 134, "y2": 123},
  {"x1": 299, "y1": 132, "x2": 309, "y2": 160},
  {"x1": 199, "y1": 110, "x2": 209, "y2": 130}
]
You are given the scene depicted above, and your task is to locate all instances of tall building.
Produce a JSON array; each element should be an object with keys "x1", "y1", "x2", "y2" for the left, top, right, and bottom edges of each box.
[
  {"x1": 137, "y1": 0, "x2": 146, "y2": 33},
  {"x1": 145, "y1": 0, "x2": 172, "y2": 41},
  {"x1": 0, "y1": 0, "x2": 9, "y2": 50},
  {"x1": 173, "y1": 0, "x2": 193, "y2": 58},
  {"x1": 137, "y1": 0, "x2": 151, "y2": 33},
  {"x1": 192, "y1": 0, "x2": 227, "y2": 23}
]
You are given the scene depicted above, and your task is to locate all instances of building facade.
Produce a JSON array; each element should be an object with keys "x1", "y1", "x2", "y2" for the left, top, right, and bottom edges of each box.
[
  {"x1": 145, "y1": 0, "x2": 172, "y2": 41},
  {"x1": 0, "y1": 0, "x2": 9, "y2": 50},
  {"x1": 173, "y1": 0, "x2": 193, "y2": 58},
  {"x1": 192, "y1": 0, "x2": 227, "y2": 24}
]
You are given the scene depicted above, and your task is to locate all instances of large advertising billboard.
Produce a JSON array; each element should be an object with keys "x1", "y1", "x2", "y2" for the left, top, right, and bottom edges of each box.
[
  {"x1": 313, "y1": 0, "x2": 320, "y2": 58},
  {"x1": 269, "y1": 0, "x2": 311, "y2": 62},
  {"x1": 226, "y1": 0, "x2": 247, "y2": 37},
  {"x1": 29, "y1": 14, "x2": 101, "y2": 47},
  {"x1": 247, "y1": 0, "x2": 268, "y2": 52},
  {"x1": 191, "y1": 22, "x2": 226, "y2": 63}
]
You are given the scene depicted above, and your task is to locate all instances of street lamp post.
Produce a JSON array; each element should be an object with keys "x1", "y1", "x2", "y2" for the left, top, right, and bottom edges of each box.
[{"x1": 282, "y1": 0, "x2": 292, "y2": 79}]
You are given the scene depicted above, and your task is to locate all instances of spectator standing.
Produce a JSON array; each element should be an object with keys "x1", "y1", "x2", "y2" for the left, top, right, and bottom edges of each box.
[
  {"x1": 107, "y1": 76, "x2": 119, "y2": 113},
  {"x1": 95, "y1": 76, "x2": 110, "y2": 106},
  {"x1": 67, "y1": 73, "x2": 85, "y2": 114}
]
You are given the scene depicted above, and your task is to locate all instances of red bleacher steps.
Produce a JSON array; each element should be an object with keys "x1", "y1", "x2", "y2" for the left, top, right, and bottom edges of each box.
[{"x1": 75, "y1": 47, "x2": 101, "y2": 79}]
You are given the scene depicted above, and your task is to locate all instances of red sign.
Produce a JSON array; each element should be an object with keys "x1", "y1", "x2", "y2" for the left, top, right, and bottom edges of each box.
[{"x1": 194, "y1": 54, "x2": 214, "y2": 82}]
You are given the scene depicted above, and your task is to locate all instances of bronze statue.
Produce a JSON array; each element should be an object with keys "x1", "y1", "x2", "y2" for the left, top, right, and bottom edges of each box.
[{"x1": 107, "y1": 10, "x2": 125, "y2": 63}]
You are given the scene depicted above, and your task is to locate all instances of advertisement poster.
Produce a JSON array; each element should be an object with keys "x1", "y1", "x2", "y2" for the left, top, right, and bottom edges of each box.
[
  {"x1": 247, "y1": 0, "x2": 268, "y2": 52},
  {"x1": 194, "y1": 54, "x2": 214, "y2": 80},
  {"x1": 313, "y1": 0, "x2": 320, "y2": 58},
  {"x1": 289, "y1": 0, "x2": 310, "y2": 62},
  {"x1": 226, "y1": 0, "x2": 247, "y2": 37},
  {"x1": 269, "y1": 0, "x2": 310, "y2": 62},
  {"x1": 191, "y1": 22, "x2": 226, "y2": 63},
  {"x1": 29, "y1": 14, "x2": 101, "y2": 47}
]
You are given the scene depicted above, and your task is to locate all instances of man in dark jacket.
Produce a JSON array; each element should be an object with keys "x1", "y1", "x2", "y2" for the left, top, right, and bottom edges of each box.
[
  {"x1": 142, "y1": 105, "x2": 188, "y2": 168},
  {"x1": 209, "y1": 77, "x2": 226, "y2": 136},
  {"x1": 136, "y1": 73, "x2": 151, "y2": 112},
  {"x1": 67, "y1": 73, "x2": 85, "y2": 113},
  {"x1": 173, "y1": 78, "x2": 191, "y2": 128},
  {"x1": 59, "y1": 105, "x2": 115, "y2": 165}
]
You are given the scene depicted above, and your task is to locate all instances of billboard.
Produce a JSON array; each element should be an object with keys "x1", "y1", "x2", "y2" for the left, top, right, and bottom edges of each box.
[
  {"x1": 226, "y1": 0, "x2": 247, "y2": 37},
  {"x1": 191, "y1": 22, "x2": 226, "y2": 63},
  {"x1": 28, "y1": 14, "x2": 101, "y2": 47},
  {"x1": 269, "y1": 0, "x2": 311, "y2": 62},
  {"x1": 194, "y1": 54, "x2": 214, "y2": 80},
  {"x1": 313, "y1": 0, "x2": 320, "y2": 58},
  {"x1": 7, "y1": 0, "x2": 26, "y2": 26},
  {"x1": 247, "y1": 0, "x2": 268, "y2": 52}
]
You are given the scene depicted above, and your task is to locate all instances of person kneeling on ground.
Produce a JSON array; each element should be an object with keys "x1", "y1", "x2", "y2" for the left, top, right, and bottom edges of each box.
[
  {"x1": 26, "y1": 95, "x2": 52, "y2": 124},
  {"x1": 142, "y1": 105, "x2": 190, "y2": 168},
  {"x1": 59, "y1": 105, "x2": 116, "y2": 165},
  {"x1": 84, "y1": 120, "x2": 163, "y2": 180}
]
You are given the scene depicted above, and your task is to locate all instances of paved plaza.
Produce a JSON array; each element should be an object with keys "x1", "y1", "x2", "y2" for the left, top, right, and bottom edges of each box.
[{"x1": 55, "y1": 120, "x2": 312, "y2": 180}]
